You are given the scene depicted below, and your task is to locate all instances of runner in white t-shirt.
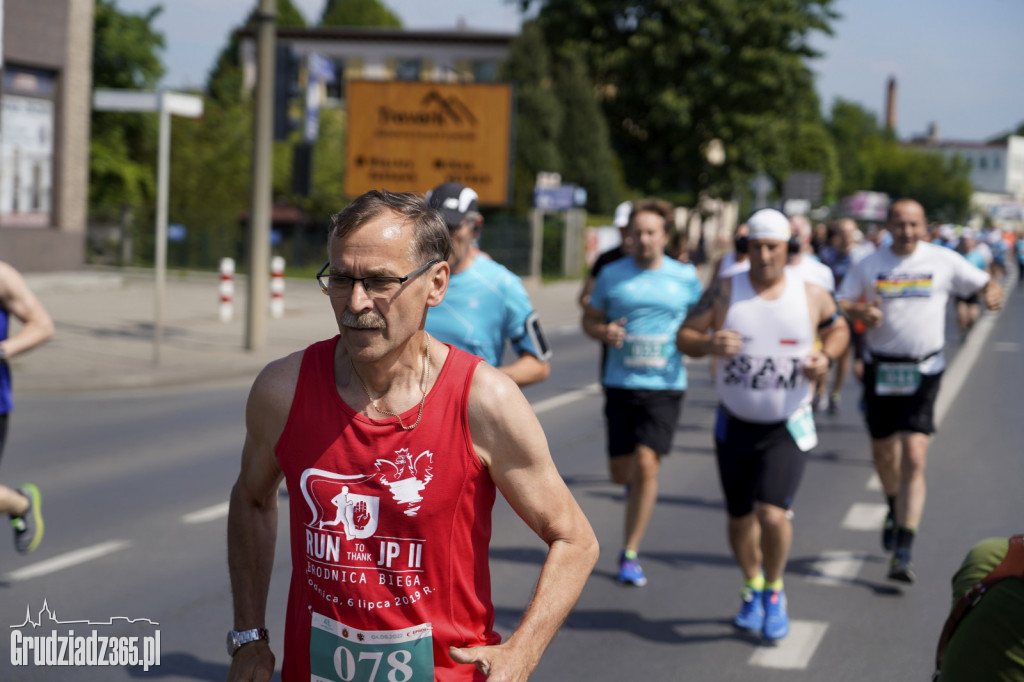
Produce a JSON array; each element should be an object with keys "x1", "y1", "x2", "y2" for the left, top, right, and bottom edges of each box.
[
  {"x1": 788, "y1": 215, "x2": 836, "y2": 412},
  {"x1": 836, "y1": 199, "x2": 1002, "y2": 584}
]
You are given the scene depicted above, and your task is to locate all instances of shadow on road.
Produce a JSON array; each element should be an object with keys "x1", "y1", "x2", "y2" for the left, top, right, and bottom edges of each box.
[
  {"x1": 511, "y1": 605, "x2": 760, "y2": 645},
  {"x1": 585, "y1": 490, "x2": 724, "y2": 512},
  {"x1": 786, "y1": 553, "x2": 904, "y2": 597},
  {"x1": 805, "y1": 449, "x2": 874, "y2": 467},
  {"x1": 125, "y1": 652, "x2": 264, "y2": 681}
]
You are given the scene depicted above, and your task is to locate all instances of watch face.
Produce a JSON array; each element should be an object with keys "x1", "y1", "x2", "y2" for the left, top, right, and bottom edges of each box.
[{"x1": 227, "y1": 628, "x2": 266, "y2": 657}]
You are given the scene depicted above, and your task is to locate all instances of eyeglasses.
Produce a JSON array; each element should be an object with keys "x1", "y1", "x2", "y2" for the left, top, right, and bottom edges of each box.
[{"x1": 316, "y1": 260, "x2": 438, "y2": 298}]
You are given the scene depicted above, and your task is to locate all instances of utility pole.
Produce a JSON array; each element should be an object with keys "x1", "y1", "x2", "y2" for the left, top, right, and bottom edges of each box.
[{"x1": 246, "y1": 0, "x2": 276, "y2": 350}]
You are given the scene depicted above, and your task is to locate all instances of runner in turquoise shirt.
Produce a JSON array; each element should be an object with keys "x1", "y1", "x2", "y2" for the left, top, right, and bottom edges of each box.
[
  {"x1": 590, "y1": 256, "x2": 702, "y2": 390},
  {"x1": 425, "y1": 182, "x2": 551, "y2": 387},
  {"x1": 583, "y1": 198, "x2": 702, "y2": 588}
]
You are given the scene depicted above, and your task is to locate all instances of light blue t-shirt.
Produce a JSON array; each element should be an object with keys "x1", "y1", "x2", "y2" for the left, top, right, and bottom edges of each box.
[
  {"x1": 590, "y1": 257, "x2": 703, "y2": 390},
  {"x1": 425, "y1": 256, "x2": 545, "y2": 367},
  {"x1": 965, "y1": 249, "x2": 988, "y2": 271}
]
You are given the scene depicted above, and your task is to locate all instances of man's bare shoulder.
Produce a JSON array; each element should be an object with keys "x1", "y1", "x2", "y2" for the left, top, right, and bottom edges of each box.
[
  {"x1": 248, "y1": 349, "x2": 306, "y2": 420},
  {"x1": 466, "y1": 360, "x2": 537, "y2": 467},
  {"x1": 467, "y1": 360, "x2": 522, "y2": 413},
  {"x1": 685, "y1": 275, "x2": 731, "y2": 322},
  {"x1": 0, "y1": 261, "x2": 25, "y2": 298}
]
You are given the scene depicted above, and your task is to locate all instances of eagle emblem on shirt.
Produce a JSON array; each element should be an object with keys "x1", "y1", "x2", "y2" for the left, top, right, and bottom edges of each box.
[{"x1": 375, "y1": 449, "x2": 434, "y2": 516}]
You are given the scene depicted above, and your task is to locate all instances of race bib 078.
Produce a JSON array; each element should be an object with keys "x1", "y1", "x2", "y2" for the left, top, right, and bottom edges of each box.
[{"x1": 310, "y1": 612, "x2": 434, "y2": 682}]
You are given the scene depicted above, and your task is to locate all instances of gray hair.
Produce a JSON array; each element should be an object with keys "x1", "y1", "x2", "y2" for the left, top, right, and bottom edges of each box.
[{"x1": 328, "y1": 190, "x2": 452, "y2": 263}]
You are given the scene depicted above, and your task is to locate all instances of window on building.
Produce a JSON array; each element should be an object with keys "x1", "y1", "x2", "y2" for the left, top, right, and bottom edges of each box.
[
  {"x1": 994, "y1": 155, "x2": 1001, "y2": 170},
  {"x1": 980, "y1": 156, "x2": 988, "y2": 170},
  {"x1": 395, "y1": 59, "x2": 421, "y2": 81},
  {"x1": 472, "y1": 60, "x2": 500, "y2": 83},
  {"x1": 1, "y1": 64, "x2": 56, "y2": 228}
]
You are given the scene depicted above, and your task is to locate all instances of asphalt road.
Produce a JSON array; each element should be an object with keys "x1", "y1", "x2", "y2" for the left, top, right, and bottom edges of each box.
[{"x1": 1, "y1": 286, "x2": 1022, "y2": 681}]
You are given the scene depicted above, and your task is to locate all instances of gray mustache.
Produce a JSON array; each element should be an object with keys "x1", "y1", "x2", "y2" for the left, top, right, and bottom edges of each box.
[{"x1": 341, "y1": 309, "x2": 387, "y2": 329}]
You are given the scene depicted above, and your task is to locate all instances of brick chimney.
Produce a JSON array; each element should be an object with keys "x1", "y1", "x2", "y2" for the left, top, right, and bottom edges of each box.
[{"x1": 885, "y1": 76, "x2": 897, "y2": 132}]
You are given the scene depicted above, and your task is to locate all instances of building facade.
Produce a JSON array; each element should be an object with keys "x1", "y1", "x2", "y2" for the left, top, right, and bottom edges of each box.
[
  {"x1": 238, "y1": 26, "x2": 514, "y2": 102},
  {"x1": 912, "y1": 135, "x2": 1024, "y2": 200},
  {"x1": 0, "y1": 0, "x2": 94, "y2": 272}
]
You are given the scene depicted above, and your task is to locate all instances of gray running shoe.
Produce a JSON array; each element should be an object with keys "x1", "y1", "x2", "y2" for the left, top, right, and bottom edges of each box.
[{"x1": 887, "y1": 548, "x2": 915, "y2": 583}]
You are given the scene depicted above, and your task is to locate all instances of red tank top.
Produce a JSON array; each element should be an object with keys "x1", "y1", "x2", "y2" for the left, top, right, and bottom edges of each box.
[{"x1": 276, "y1": 337, "x2": 497, "y2": 681}]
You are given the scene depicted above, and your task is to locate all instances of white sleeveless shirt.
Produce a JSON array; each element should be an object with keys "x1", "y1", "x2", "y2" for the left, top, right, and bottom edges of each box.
[{"x1": 715, "y1": 271, "x2": 814, "y2": 423}]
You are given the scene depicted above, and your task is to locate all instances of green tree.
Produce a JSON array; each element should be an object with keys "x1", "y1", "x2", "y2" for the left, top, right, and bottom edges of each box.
[
  {"x1": 826, "y1": 98, "x2": 887, "y2": 196},
  {"x1": 499, "y1": 21, "x2": 563, "y2": 215},
  {"x1": 207, "y1": 0, "x2": 308, "y2": 105},
  {"x1": 772, "y1": 86, "x2": 839, "y2": 204},
  {"x1": 822, "y1": 99, "x2": 971, "y2": 220},
  {"x1": 166, "y1": 101, "x2": 254, "y2": 266},
  {"x1": 552, "y1": 50, "x2": 623, "y2": 214},
  {"x1": 319, "y1": 0, "x2": 402, "y2": 27},
  {"x1": 872, "y1": 145, "x2": 972, "y2": 222},
  {"x1": 90, "y1": 0, "x2": 165, "y2": 216},
  {"x1": 524, "y1": 0, "x2": 838, "y2": 204}
]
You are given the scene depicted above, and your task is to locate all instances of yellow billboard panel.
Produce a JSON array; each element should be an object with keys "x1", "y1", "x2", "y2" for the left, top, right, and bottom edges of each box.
[{"x1": 344, "y1": 80, "x2": 512, "y2": 205}]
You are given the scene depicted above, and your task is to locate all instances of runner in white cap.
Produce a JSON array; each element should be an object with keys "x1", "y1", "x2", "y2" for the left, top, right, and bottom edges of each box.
[{"x1": 678, "y1": 208, "x2": 848, "y2": 640}]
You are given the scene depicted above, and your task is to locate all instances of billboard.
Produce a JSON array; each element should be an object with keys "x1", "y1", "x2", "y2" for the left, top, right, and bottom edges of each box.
[
  {"x1": 841, "y1": 191, "x2": 890, "y2": 221},
  {"x1": 344, "y1": 81, "x2": 512, "y2": 204}
]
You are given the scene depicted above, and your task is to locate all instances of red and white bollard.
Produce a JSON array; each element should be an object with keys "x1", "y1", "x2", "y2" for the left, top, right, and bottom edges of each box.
[
  {"x1": 270, "y1": 256, "x2": 285, "y2": 319},
  {"x1": 219, "y1": 257, "x2": 235, "y2": 323}
]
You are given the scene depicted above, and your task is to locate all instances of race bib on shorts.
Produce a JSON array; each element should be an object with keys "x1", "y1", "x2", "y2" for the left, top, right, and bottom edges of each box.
[
  {"x1": 875, "y1": 362, "x2": 921, "y2": 396},
  {"x1": 310, "y1": 612, "x2": 434, "y2": 682},
  {"x1": 786, "y1": 404, "x2": 817, "y2": 452},
  {"x1": 623, "y1": 334, "x2": 673, "y2": 369}
]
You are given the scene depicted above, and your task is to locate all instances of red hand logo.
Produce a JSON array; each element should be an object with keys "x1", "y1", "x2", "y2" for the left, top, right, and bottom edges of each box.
[{"x1": 353, "y1": 501, "x2": 369, "y2": 530}]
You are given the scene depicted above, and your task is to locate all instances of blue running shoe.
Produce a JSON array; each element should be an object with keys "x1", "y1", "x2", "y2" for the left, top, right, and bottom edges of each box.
[
  {"x1": 617, "y1": 550, "x2": 647, "y2": 587},
  {"x1": 732, "y1": 588, "x2": 764, "y2": 633},
  {"x1": 762, "y1": 589, "x2": 790, "y2": 641}
]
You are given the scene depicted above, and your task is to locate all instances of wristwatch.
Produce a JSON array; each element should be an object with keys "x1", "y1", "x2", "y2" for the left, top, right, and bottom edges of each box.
[
  {"x1": 0, "y1": 345, "x2": 7, "y2": 362},
  {"x1": 226, "y1": 628, "x2": 269, "y2": 657}
]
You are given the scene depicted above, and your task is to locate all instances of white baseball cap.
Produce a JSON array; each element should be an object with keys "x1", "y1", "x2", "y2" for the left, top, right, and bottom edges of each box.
[
  {"x1": 747, "y1": 209, "x2": 792, "y2": 241},
  {"x1": 613, "y1": 201, "x2": 633, "y2": 228}
]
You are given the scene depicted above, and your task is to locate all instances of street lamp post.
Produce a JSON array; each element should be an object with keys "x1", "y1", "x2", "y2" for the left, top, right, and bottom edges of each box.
[{"x1": 92, "y1": 89, "x2": 204, "y2": 364}]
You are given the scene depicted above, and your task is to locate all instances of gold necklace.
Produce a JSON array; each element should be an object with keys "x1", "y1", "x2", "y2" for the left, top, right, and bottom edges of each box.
[{"x1": 351, "y1": 335, "x2": 431, "y2": 431}]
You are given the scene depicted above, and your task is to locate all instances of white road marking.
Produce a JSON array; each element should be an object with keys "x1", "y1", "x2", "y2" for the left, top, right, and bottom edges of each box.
[
  {"x1": 841, "y1": 503, "x2": 888, "y2": 531},
  {"x1": 7, "y1": 540, "x2": 131, "y2": 581},
  {"x1": 807, "y1": 550, "x2": 866, "y2": 586},
  {"x1": 994, "y1": 341, "x2": 1020, "y2": 352},
  {"x1": 934, "y1": 274, "x2": 1014, "y2": 427},
  {"x1": 748, "y1": 621, "x2": 829, "y2": 669},
  {"x1": 182, "y1": 501, "x2": 230, "y2": 524},
  {"x1": 866, "y1": 473, "x2": 882, "y2": 492},
  {"x1": 531, "y1": 383, "x2": 601, "y2": 414}
]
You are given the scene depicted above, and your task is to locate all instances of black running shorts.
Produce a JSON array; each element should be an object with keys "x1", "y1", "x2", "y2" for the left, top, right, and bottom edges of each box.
[
  {"x1": 603, "y1": 387, "x2": 684, "y2": 458},
  {"x1": 862, "y1": 363, "x2": 943, "y2": 439},
  {"x1": 714, "y1": 406, "x2": 807, "y2": 518}
]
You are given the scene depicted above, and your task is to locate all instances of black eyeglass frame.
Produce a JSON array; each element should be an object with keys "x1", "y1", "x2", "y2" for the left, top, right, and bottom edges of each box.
[{"x1": 315, "y1": 259, "x2": 439, "y2": 297}]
